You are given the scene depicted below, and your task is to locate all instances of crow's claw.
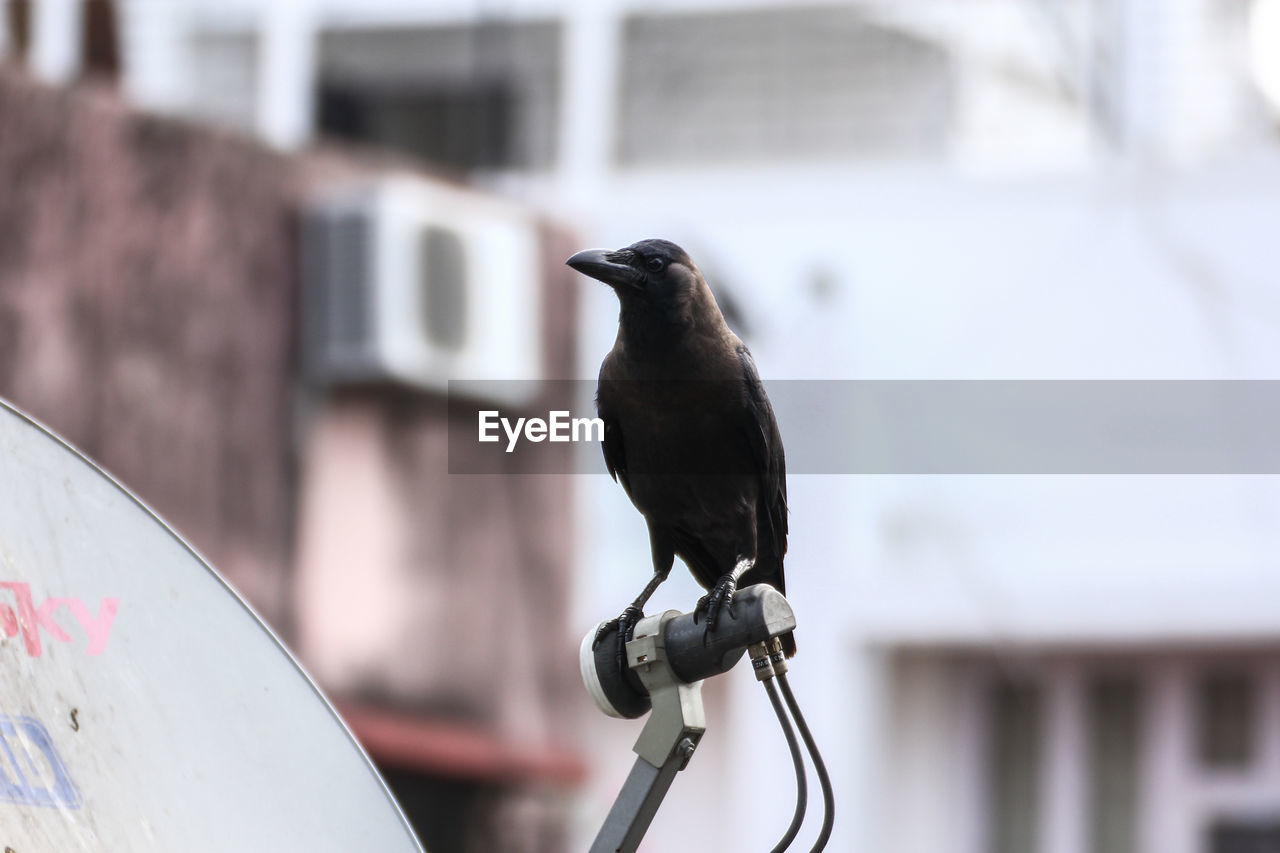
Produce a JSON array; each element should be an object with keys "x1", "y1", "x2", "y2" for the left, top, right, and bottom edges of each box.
[
  {"x1": 593, "y1": 605, "x2": 644, "y2": 672},
  {"x1": 699, "y1": 575, "x2": 738, "y2": 643},
  {"x1": 592, "y1": 619, "x2": 617, "y2": 651}
]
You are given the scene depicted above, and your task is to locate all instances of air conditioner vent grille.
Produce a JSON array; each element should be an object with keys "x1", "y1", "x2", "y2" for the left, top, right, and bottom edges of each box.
[
  {"x1": 419, "y1": 225, "x2": 467, "y2": 352},
  {"x1": 323, "y1": 211, "x2": 374, "y2": 348}
]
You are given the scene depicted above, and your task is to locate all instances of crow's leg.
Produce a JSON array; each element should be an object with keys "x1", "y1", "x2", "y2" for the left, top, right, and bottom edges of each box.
[
  {"x1": 593, "y1": 527, "x2": 674, "y2": 668},
  {"x1": 699, "y1": 557, "x2": 753, "y2": 639},
  {"x1": 592, "y1": 569, "x2": 667, "y2": 648}
]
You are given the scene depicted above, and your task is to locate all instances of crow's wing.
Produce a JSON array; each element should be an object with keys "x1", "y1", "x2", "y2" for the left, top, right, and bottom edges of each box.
[
  {"x1": 595, "y1": 371, "x2": 631, "y2": 494},
  {"x1": 738, "y1": 345, "x2": 788, "y2": 574},
  {"x1": 739, "y1": 345, "x2": 794, "y2": 655}
]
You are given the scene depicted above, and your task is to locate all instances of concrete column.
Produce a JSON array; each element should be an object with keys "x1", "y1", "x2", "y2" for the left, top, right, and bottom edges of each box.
[
  {"x1": 1041, "y1": 662, "x2": 1086, "y2": 853},
  {"x1": 257, "y1": 0, "x2": 317, "y2": 150},
  {"x1": 117, "y1": 0, "x2": 191, "y2": 113},
  {"x1": 30, "y1": 0, "x2": 82, "y2": 84},
  {"x1": 1259, "y1": 663, "x2": 1280, "y2": 793},
  {"x1": 885, "y1": 653, "x2": 974, "y2": 853},
  {"x1": 1141, "y1": 660, "x2": 1194, "y2": 853},
  {"x1": 557, "y1": 0, "x2": 620, "y2": 204}
]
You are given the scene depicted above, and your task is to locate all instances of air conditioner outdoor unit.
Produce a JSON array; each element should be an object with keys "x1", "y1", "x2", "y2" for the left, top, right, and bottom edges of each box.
[{"x1": 301, "y1": 176, "x2": 543, "y2": 402}]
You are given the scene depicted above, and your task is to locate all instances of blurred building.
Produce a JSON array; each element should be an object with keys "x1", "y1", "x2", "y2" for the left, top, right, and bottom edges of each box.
[
  {"x1": 6, "y1": 2, "x2": 1280, "y2": 853},
  {"x1": 0, "y1": 19, "x2": 585, "y2": 853}
]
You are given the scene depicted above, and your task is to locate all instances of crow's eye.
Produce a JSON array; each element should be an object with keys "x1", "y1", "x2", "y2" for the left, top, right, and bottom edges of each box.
[{"x1": 645, "y1": 257, "x2": 666, "y2": 273}]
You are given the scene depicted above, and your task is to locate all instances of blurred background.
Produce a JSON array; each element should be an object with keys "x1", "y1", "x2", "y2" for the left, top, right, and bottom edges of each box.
[{"x1": 3, "y1": 1, "x2": 1280, "y2": 851}]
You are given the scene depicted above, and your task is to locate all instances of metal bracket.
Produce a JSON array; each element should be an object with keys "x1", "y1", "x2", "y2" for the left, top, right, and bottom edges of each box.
[{"x1": 589, "y1": 610, "x2": 706, "y2": 853}]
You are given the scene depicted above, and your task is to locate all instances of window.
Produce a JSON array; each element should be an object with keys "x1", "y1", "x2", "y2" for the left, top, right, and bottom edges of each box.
[
  {"x1": 618, "y1": 7, "x2": 954, "y2": 165},
  {"x1": 1208, "y1": 819, "x2": 1280, "y2": 853},
  {"x1": 317, "y1": 23, "x2": 561, "y2": 173},
  {"x1": 1198, "y1": 670, "x2": 1257, "y2": 770},
  {"x1": 988, "y1": 678, "x2": 1042, "y2": 853},
  {"x1": 187, "y1": 31, "x2": 260, "y2": 134},
  {"x1": 319, "y1": 82, "x2": 518, "y2": 171}
]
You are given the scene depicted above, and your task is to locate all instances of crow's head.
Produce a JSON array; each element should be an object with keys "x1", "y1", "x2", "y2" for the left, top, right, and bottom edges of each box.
[{"x1": 567, "y1": 239, "x2": 706, "y2": 315}]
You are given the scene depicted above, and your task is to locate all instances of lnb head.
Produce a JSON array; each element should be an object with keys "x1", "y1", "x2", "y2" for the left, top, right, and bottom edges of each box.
[{"x1": 580, "y1": 584, "x2": 797, "y2": 719}]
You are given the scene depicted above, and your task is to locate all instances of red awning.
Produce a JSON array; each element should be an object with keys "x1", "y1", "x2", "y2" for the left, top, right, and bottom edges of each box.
[{"x1": 338, "y1": 702, "x2": 589, "y2": 788}]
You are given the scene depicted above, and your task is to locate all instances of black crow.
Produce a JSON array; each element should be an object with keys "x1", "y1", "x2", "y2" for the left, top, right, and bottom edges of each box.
[{"x1": 567, "y1": 239, "x2": 793, "y2": 660}]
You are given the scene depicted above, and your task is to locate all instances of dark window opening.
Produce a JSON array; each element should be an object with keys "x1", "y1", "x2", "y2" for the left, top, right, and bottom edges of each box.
[
  {"x1": 987, "y1": 678, "x2": 1042, "y2": 853},
  {"x1": 318, "y1": 82, "x2": 518, "y2": 173},
  {"x1": 379, "y1": 767, "x2": 564, "y2": 853},
  {"x1": 1198, "y1": 670, "x2": 1257, "y2": 770},
  {"x1": 1209, "y1": 819, "x2": 1280, "y2": 853},
  {"x1": 1088, "y1": 675, "x2": 1143, "y2": 853},
  {"x1": 315, "y1": 23, "x2": 561, "y2": 174}
]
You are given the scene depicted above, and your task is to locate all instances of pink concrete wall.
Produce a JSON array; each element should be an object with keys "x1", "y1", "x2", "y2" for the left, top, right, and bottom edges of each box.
[{"x1": 0, "y1": 70, "x2": 301, "y2": 621}]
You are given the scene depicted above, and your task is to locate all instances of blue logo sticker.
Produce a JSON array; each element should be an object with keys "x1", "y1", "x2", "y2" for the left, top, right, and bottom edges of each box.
[{"x1": 0, "y1": 715, "x2": 81, "y2": 808}]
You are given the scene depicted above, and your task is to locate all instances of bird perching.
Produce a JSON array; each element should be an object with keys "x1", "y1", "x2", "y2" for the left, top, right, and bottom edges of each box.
[{"x1": 567, "y1": 239, "x2": 793, "y2": 666}]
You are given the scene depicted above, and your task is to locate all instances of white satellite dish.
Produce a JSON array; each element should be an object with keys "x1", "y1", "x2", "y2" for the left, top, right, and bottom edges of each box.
[{"x1": 0, "y1": 400, "x2": 424, "y2": 852}]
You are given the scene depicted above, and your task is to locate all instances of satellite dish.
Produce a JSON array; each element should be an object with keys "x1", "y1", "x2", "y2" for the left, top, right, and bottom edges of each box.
[{"x1": 0, "y1": 400, "x2": 424, "y2": 852}]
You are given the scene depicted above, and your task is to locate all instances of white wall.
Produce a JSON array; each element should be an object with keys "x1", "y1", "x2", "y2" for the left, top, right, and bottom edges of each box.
[{"x1": 565, "y1": 164, "x2": 1280, "y2": 851}]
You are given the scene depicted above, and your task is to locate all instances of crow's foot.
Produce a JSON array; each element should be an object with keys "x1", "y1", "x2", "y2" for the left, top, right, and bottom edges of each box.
[
  {"x1": 593, "y1": 605, "x2": 644, "y2": 671},
  {"x1": 699, "y1": 574, "x2": 739, "y2": 642}
]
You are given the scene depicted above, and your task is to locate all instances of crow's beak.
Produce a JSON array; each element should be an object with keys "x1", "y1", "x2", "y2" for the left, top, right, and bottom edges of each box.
[{"x1": 566, "y1": 248, "x2": 642, "y2": 291}]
